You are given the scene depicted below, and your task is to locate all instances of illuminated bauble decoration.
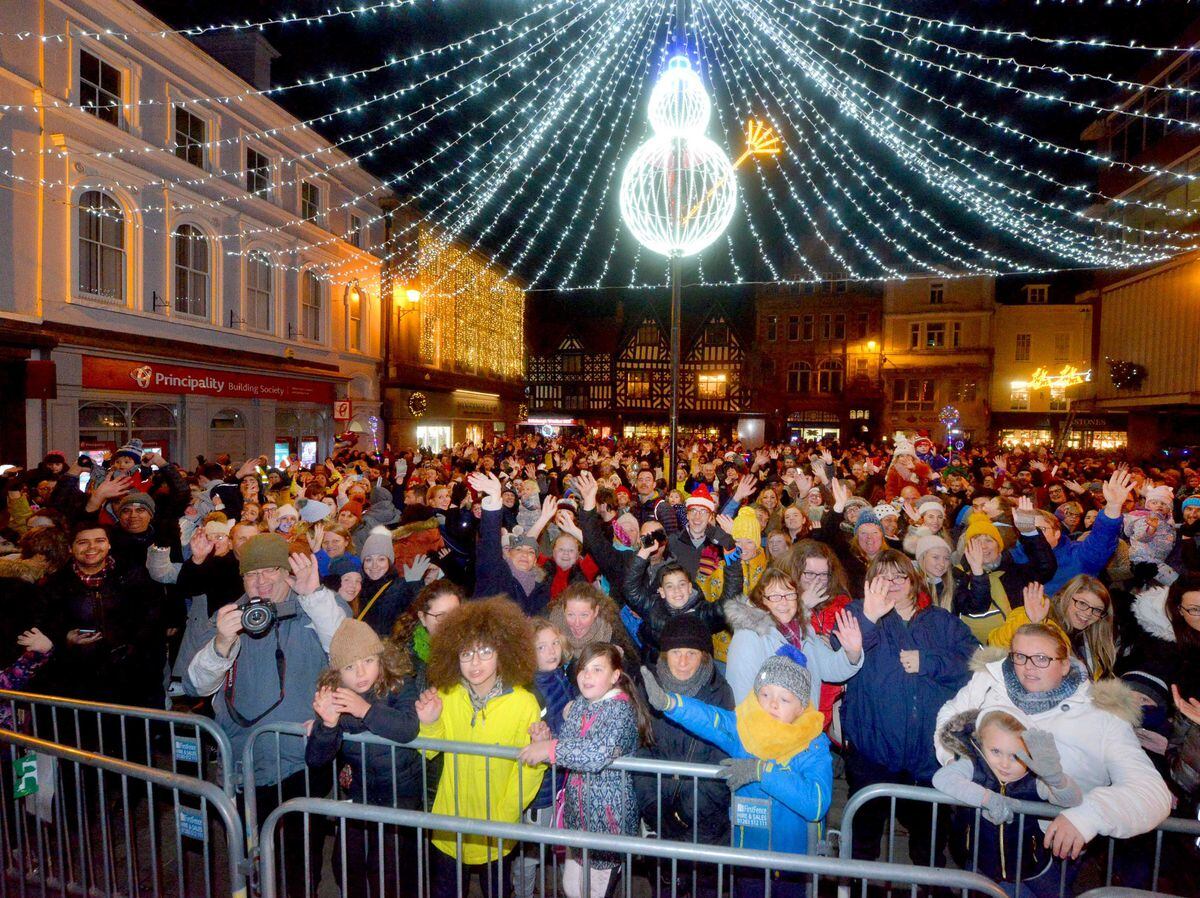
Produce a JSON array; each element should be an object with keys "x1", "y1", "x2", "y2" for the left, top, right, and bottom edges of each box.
[
  {"x1": 408, "y1": 392, "x2": 428, "y2": 418},
  {"x1": 620, "y1": 56, "x2": 737, "y2": 258}
]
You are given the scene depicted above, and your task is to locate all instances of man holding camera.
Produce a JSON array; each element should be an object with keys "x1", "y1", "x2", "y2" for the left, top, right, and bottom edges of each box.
[{"x1": 181, "y1": 533, "x2": 348, "y2": 890}]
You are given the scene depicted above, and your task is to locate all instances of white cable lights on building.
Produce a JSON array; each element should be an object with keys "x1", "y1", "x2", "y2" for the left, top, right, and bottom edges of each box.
[{"x1": 4, "y1": 0, "x2": 1200, "y2": 293}]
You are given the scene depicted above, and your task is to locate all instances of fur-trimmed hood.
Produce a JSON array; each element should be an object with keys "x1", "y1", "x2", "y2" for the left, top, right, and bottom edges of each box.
[
  {"x1": 723, "y1": 596, "x2": 776, "y2": 636},
  {"x1": 1132, "y1": 585, "x2": 1175, "y2": 643},
  {"x1": 970, "y1": 648, "x2": 1143, "y2": 727},
  {"x1": 0, "y1": 555, "x2": 48, "y2": 584},
  {"x1": 936, "y1": 705, "x2": 1036, "y2": 760}
]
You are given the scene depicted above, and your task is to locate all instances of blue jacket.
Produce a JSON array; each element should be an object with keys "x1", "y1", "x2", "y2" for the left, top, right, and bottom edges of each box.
[
  {"x1": 1009, "y1": 508, "x2": 1122, "y2": 597},
  {"x1": 664, "y1": 696, "x2": 833, "y2": 854},
  {"x1": 841, "y1": 600, "x2": 977, "y2": 782}
]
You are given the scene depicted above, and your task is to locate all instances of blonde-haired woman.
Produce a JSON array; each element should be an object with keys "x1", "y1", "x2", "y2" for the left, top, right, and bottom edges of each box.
[{"x1": 987, "y1": 574, "x2": 1116, "y2": 680}]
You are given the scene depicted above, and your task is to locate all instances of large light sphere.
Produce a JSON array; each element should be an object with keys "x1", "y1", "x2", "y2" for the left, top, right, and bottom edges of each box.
[
  {"x1": 619, "y1": 133, "x2": 737, "y2": 257},
  {"x1": 647, "y1": 56, "x2": 710, "y2": 137}
]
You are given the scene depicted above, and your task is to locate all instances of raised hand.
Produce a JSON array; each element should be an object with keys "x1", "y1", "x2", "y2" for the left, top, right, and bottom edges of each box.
[
  {"x1": 554, "y1": 510, "x2": 583, "y2": 542},
  {"x1": 1103, "y1": 469, "x2": 1135, "y2": 516},
  {"x1": 16, "y1": 628, "x2": 52, "y2": 654},
  {"x1": 799, "y1": 582, "x2": 828, "y2": 611},
  {"x1": 902, "y1": 499, "x2": 921, "y2": 523},
  {"x1": 831, "y1": 609, "x2": 863, "y2": 661},
  {"x1": 1012, "y1": 495, "x2": 1038, "y2": 532},
  {"x1": 964, "y1": 537, "x2": 987, "y2": 577},
  {"x1": 793, "y1": 472, "x2": 814, "y2": 496},
  {"x1": 575, "y1": 470, "x2": 599, "y2": 509},
  {"x1": 403, "y1": 555, "x2": 432, "y2": 582},
  {"x1": 415, "y1": 688, "x2": 443, "y2": 724},
  {"x1": 189, "y1": 529, "x2": 215, "y2": 564},
  {"x1": 1017, "y1": 729, "x2": 1065, "y2": 784},
  {"x1": 831, "y1": 478, "x2": 852, "y2": 513},
  {"x1": 715, "y1": 514, "x2": 736, "y2": 535},
  {"x1": 287, "y1": 552, "x2": 321, "y2": 597},
  {"x1": 467, "y1": 470, "x2": 503, "y2": 501},
  {"x1": 640, "y1": 666, "x2": 672, "y2": 711},
  {"x1": 537, "y1": 494, "x2": 559, "y2": 522},
  {"x1": 1022, "y1": 581, "x2": 1050, "y2": 624},
  {"x1": 1172, "y1": 684, "x2": 1200, "y2": 726},
  {"x1": 862, "y1": 576, "x2": 895, "y2": 623},
  {"x1": 733, "y1": 474, "x2": 758, "y2": 503}
]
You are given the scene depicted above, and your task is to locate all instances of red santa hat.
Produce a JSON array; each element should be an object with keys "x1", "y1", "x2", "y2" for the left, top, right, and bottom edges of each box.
[
  {"x1": 914, "y1": 435, "x2": 934, "y2": 453},
  {"x1": 686, "y1": 484, "x2": 716, "y2": 513}
]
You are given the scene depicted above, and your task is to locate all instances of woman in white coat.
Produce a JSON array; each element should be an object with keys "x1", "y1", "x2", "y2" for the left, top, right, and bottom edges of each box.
[
  {"x1": 724, "y1": 566, "x2": 864, "y2": 710},
  {"x1": 935, "y1": 622, "x2": 1171, "y2": 864}
]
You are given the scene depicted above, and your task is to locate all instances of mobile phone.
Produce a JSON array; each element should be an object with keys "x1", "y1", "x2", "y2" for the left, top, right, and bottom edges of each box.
[{"x1": 77, "y1": 629, "x2": 99, "y2": 636}]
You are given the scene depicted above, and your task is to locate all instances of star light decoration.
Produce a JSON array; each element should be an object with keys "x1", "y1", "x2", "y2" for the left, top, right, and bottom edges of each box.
[{"x1": 7, "y1": 1, "x2": 1200, "y2": 293}]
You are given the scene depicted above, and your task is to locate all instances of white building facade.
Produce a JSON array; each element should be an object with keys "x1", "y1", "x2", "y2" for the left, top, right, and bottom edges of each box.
[{"x1": 0, "y1": 0, "x2": 388, "y2": 467}]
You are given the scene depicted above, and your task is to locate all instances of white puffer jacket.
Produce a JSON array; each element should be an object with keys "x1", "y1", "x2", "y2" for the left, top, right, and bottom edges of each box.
[{"x1": 935, "y1": 648, "x2": 1171, "y2": 842}]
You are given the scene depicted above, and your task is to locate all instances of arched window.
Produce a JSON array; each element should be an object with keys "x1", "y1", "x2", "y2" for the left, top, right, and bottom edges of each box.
[
  {"x1": 787, "y1": 361, "x2": 811, "y2": 394},
  {"x1": 818, "y1": 359, "x2": 844, "y2": 394},
  {"x1": 78, "y1": 190, "x2": 125, "y2": 301},
  {"x1": 246, "y1": 252, "x2": 273, "y2": 331},
  {"x1": 301, "y1": 270, "x2": 323, "y2": 342},
  {"x1": 174, "y1": 225, "x2": 209, "y2": 317}
]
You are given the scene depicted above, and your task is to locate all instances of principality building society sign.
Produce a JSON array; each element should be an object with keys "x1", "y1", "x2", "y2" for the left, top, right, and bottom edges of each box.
[{"x1": 83, "y1": 356, "x2": 335, "y2": 403}]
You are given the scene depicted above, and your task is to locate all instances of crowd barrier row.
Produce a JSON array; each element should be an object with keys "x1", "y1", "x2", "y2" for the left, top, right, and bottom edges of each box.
[{"x1": 3, "y1": 691, "x2": 1198, "y2": 898}]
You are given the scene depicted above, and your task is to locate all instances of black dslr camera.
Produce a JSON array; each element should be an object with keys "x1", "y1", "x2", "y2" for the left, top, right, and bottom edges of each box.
[{"x1": 240, "y1": 598, "x2": 298, "y2": 637}]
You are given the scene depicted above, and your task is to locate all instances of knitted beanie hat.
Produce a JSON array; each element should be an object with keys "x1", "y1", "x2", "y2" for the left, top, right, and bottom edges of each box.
[
  {"x1": 731, "y1": 506, "x2": 762, "y2": 544},
  {"x1": 329, "y1": 618, "x2": 385, "y2": 671},
  {"x1": 1144, "y1": 485, "x2": 1173, "y2": 505},
  {"x1": 891, "y1": 432, "x2": 917, "y2": 458},
  {"x1": 854, "y1": 509, "x2": 882, "y2": 535},
  {"x1": 239, "y1": 533, "x2": 291, "y2": 575},
  {"x1": 754, "y1": 646, "x2": 812, "y2": 703},
  {"x1": 329, "y1": 554, "x2": 363, "y2": 579},
  {"x1": 915, "y1": 494, "x2": 945, "y2": 515},
  {"x1": 118, "y1": 491, "x2": 155, "y2": 514},
  {"x1": 299, "y1": 498, "x2": 332, "y2": 524},
  {"x1": 275, "y1": 504, "x2": 299, "y2": 519},
  {"x1": 962, "y1": 512, "x2": 1003, "y2": 548},
  {"x1": 872, "y1": 503, "x2": 899, "y2": 520},
  {"x1": 914, "y1": 532, "x2": 952, "y2": 561},
  {"x1": 114, "y1": 438, "x2": 144, "y2": 463},
  {"x1": 659, "y1": 614, "x2": 713, "y2": 655},
  {"x1": 360, "y1": 525, "x2": 395, "y2": 562},
  {"x1": 843, "y1": 496, "x2": 872, "y2": 517},
  {"x1": 340, "y1": 499, "x2": 365, "y2": 522},
  {"x1": 613, "y1": 513, "x2": 641, "y2": 548}
]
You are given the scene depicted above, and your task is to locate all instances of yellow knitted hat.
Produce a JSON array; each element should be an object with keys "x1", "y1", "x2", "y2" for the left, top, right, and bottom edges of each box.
[
  {"x1": 731, "y1": 506, "x2": 762, "y2": 544},
  {"x1": 962, "y1": 512, "x2": 1003, "y2": 548}
]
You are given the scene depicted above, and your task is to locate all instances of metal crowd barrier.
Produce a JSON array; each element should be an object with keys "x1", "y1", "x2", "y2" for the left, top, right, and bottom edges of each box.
[
  {"x1": 260, "y1": 799, "x2": 1011, "y2": 898},
  {"x1": 0, "y1": 727, "x2": 247, "y2": 898},
  {"x1": 0, "y1": 688, "x2": 235, "y2": 796},
  {"x1": 837, "y1": 782, "x2": 1200, "y2": 898},
  {"x1": 240, "y1": 721, "x2": 750, "y2": 854}
]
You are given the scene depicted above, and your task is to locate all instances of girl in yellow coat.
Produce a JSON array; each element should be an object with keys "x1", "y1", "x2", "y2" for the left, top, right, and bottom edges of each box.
[{"x1": 415, "y1": 596, "x2": 545, "y2": 898}]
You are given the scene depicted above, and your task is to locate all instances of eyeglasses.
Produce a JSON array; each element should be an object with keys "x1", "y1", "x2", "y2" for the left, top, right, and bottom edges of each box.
[
  {"x1": 459, "y1": 646, "x2": 496, "y2": 662},
  {"x1": 881, "y1": 574, "x2": 909, "y2": 585},
  {"x1": 1009, "y1": 651, "x2": 1061, "y2": 669},
  {"x1": 1180, "y1": 606, "x2": 1200, "y2": 619},
  {"x1": 1070, "y1": 597, "x2": 1108, "y2": 620},
  {"x1": 799, "y1": 570, "x2": 830, "y2": 581},
  {"x1": 763, "y1": 592, "x2": 798, "y2": 606}
]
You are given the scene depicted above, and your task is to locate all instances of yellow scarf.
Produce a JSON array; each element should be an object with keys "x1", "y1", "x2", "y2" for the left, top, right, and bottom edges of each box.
[{"x1": 734, "y1": 694, "x2": 824, "y2": 765}]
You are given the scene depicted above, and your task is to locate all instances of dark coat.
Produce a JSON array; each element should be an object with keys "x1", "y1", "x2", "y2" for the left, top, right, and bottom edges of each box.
[
  {"x1": 40, "y1": 560, "x2": 166, "y2": 709},
  {"x1": 175, "y1": 550, "x2": 243, "y2": 620},
  {"x1": 954, "y1": 529, "x2": 1058, "y2": 616},
  {"x1": 666, "y1": 526, "x2": 736, "y2": 581},
  {"x1": 634, "y1": 663, "x2": 733, "y2": 844},
  {"x1": 841, "y1": 600, "x2": 977, "y2": 781},
  {"x1": 622, "y1": 553, "x2": 740, "y2": 666},
  {"x1": 358, "y1": 575, "x2": 419, "y2": 637},
  {"x1": 304, "y1": 679, "x2": 423, "y2": 806},
  {"x1": 474, "y1": 507, "x2": 552, "y2": 615}
]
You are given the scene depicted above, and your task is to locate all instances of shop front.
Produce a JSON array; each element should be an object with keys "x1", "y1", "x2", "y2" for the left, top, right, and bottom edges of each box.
[
  {"x1": 387, "y1": 387, "x2": 516, "y2": 451},
  {"x1": 992, "y1": 411, "x2": 1127, "y2": 450},
  {"x1": 1062, "y1": 414, "x2": 1128, "y2": 451},
  {"x1": 786, "y1": 410, "x2": 842, "y2": 443},
  {"x1": 57, "y1": 352, "x2": 341, "y2": 466}
]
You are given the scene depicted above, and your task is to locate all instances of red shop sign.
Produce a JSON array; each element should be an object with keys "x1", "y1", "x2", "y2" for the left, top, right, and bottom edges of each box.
[{"x1": 82, "y1": 356, "x2": 336, "y2": 403}]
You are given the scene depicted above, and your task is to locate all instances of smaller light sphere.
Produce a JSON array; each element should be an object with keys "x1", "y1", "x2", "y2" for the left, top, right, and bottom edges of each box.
[{"x1": 647, "y1": 55, "x2": 710, "y2": 137}]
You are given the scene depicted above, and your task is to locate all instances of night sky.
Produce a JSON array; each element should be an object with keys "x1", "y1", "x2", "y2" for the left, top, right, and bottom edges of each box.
[{"x1": 142, "y1": 0, "x2": 1200, "y2": 321}]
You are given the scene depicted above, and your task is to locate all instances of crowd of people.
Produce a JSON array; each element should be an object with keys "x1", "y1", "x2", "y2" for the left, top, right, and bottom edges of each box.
[{"x1": 2, "y1": 429, "x2": 1199, "y2": 898}]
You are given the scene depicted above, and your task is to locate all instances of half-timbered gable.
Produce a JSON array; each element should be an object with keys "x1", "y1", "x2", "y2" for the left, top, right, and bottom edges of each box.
[
  {"x1": 614, "y1": 312, "x2": 671, "y2": 411},
  {"x1": 528, "y1": 332, "x2": 612, "y2": 415},
  {"x1": 680, "y1": 307, "x2": 749, "y2": 413}
]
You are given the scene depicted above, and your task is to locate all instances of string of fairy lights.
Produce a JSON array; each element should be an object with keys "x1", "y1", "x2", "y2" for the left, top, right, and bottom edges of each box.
[{"x1": 2, "y1": 0, "x2": 1200, "y2": 294}]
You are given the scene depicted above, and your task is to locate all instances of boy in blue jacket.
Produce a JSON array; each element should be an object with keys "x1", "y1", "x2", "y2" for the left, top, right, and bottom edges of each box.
[{"x1": 642, "y1": 647, "x2": 831, "y2": 898}]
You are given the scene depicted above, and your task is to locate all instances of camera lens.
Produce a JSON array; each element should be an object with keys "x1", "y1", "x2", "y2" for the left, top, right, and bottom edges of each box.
[{"x1": 241, "y1": 601, "x2": 275, "y2": 636}]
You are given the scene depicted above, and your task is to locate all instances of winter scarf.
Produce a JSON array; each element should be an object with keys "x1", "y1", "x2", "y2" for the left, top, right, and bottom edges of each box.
[
  {"x1": 510, "y1": 563, "x2": 540, "y2": 597},
  {"x1": 776, "y1": 617, "x2": 805, "y2": 650},
  {"x1": 465, "y1": 677, "x2": 505, "y2": 725},
  {"x1": 74, "y1": 556, "x2": 115, "y2": 587},
  {"x1": 655, "y1": 656, "x2": 715, "y2": 698},
  {"x1": 548, "y1": 603, "x2": 613, "y2": 658},
  {"x1": 1001, "y1": 657, "x2": 1085, "y2": 716},
  {"x1": 734, "y1": 693, "x2": 824, "y2": 765},
  {"x1": 413, "y1": 624, "x2": 431, "y2": 663}
]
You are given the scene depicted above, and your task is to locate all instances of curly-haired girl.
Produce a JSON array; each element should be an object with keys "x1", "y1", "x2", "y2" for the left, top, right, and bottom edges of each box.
[{"x1": 414, "y1": 595, "x2": 545, "y2": 898}]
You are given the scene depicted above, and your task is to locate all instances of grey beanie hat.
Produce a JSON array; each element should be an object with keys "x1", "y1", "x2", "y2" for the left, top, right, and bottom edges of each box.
[
  {"x1": 360, "y1": 525, "x2": 395, "y2": 562},
  {"x1": 118, "y1": 491, "x2": 156, "y2": 514},
  {"x1": 754, "y1": 647, "x2": 812, "y2": 703}
]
